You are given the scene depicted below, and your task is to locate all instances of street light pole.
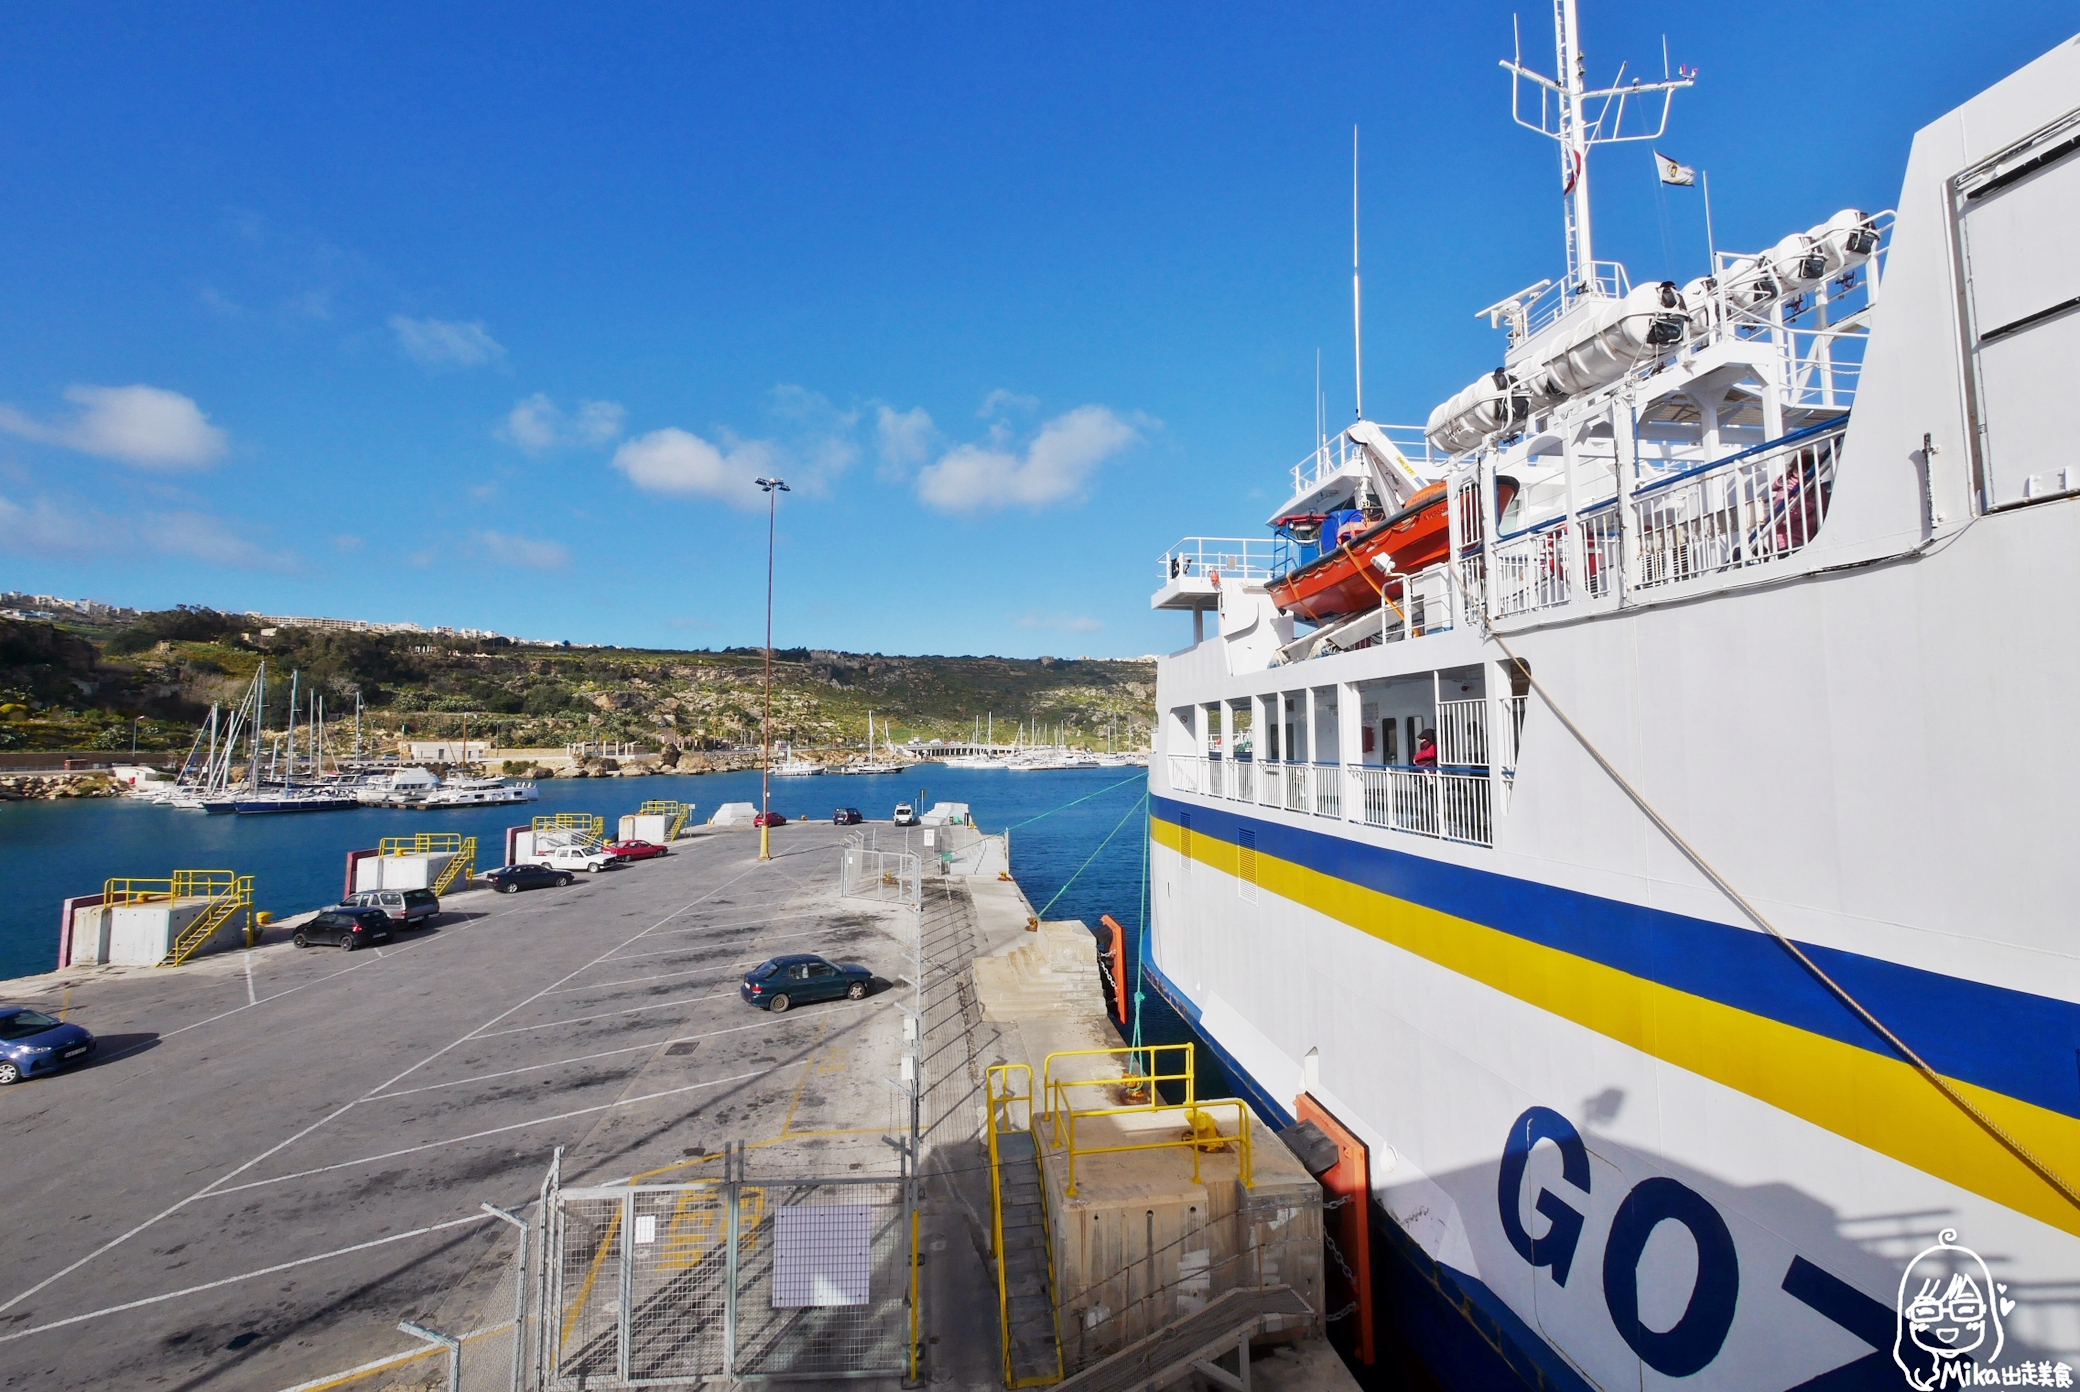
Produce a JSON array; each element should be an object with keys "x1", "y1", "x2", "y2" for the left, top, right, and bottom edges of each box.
[{"x1": 756, "y1": 476, "x2": 790, "y2": 862}]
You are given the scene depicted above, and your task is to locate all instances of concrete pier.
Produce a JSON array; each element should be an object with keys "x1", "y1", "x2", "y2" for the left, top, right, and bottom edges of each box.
[{"x1": 0, "y1": 812, "x2": 1352, "y2": 1392}]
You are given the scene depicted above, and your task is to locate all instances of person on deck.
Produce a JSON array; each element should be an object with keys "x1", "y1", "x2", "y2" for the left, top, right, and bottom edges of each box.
[{"x1": 1413, "y1": 729, "x2": 1439, "y2": 768}]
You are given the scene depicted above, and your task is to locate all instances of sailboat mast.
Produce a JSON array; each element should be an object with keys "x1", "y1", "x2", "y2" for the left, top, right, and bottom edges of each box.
[{"x1": 249, "y1": 660, "x2": 265, "y2": 789}]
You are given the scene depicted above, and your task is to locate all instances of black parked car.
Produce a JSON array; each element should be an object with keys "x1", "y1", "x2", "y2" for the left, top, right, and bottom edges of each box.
[
  {"x1": 740, "y1": 954, "x2": 873, "y2": 1012},
  {"x1": 293, "y1": 907, "x2": 393, "y2": 951},
  {"x1": 833, "y1": 807, "x2": 863, "y2": 825},
  {"x1": 485, "y1": 862, "x2": 575, "y2": 894}
]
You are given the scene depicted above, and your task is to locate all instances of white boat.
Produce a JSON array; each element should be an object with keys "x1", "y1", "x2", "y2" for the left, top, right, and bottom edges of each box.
[
  {"x1": 352, "y1": 767, "x2": 442, "y2": 805},
  {"x1": 1145, "y1": 14, "x2": 2080, "y2": 1390},
  {"x1": 419, "y1": 776, "x2": 539, "y2": 807}
]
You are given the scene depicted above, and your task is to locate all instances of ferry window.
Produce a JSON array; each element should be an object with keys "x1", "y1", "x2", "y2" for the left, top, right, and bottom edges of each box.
[
  {"x1": 1406, "y1": 716, "x2": 1419, "y2": 763},
  {"x1": 1382, "y1": 722, "x2": 1398, "y2": 766}
]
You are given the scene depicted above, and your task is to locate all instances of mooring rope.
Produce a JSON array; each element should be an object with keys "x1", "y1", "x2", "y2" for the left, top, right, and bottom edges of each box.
[
  {"x1": 1000, "y1": 770, "x2": 1146, "y2": 831},
  {"x1": 1031, "y1": 792, "x2": 1149, "y2": 922},
  {"x1": 1454, "y1": 571, "x2": 2080, "y2": 1215}
]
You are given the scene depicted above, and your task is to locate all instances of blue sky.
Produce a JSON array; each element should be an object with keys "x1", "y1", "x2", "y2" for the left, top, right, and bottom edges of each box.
[{"x1": 0, "y1": 2, "x2": 2071, "y2": 657}]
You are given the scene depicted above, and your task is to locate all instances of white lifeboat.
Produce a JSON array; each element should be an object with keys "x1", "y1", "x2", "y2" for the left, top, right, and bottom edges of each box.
[{"x1": 1424, "y1": 368, "x2": 1529, "y2": 457}]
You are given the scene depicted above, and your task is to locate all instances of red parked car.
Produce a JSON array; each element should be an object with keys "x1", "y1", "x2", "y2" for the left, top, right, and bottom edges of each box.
[
  {"x1": 605, "y1": 839, "x2": 669, "y2": 862},
  {"x1": 753, "y1": 810, "x2": 787, "y2": 827}
]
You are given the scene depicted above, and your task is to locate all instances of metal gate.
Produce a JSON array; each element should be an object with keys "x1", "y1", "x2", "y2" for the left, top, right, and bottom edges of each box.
[
  {"x1": 840, "y1": 847, "x2": 921, "y2": 909},
  {"x1": 545, "y1": 1168, "x2": 912, "y2": 1386}
]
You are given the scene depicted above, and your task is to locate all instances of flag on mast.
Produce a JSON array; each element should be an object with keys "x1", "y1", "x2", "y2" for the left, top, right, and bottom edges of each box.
[{"x1": 1655, "y1": 151, "x2": 1696, "y2": 186}]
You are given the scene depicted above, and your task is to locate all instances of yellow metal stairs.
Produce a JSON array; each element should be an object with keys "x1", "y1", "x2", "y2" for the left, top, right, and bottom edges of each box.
[
  {"x1": 377, "y1": 833, "x2": 477, "y2": 894},
  {"x1": 638, "y1": 799, "x2": 691, "y2": 840},
  {"x1": 99, "y1": 871, "x2": 253, "y2": 968}
]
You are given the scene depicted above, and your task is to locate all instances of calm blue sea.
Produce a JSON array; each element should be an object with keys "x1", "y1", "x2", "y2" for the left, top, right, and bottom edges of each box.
[{"x1": 0, "y1": 766, "x2": 1154, "y2": 983}]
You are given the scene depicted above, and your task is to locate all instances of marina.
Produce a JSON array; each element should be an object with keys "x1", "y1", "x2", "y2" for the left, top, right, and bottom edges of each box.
[{"x1": 1, "y1": 3, "x2": 2074, "y2": 1389}]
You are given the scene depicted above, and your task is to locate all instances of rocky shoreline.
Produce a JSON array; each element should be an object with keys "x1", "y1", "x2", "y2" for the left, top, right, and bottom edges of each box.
[{"x1": 0, "y1": 772, "x2": 121, "y2": 801}]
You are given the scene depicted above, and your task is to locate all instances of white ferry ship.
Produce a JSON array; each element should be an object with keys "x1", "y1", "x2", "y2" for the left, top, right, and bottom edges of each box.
[{"x1": 1144, "y1": 13, "x2": 2080, "y2": 1390}]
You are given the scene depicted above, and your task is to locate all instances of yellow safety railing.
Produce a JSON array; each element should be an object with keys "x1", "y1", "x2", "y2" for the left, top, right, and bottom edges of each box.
[
  {"x1": 376, "y1": 832, "x2": 477, "y2": 895},
  {"x1": 534, "y1": 812, "x2": 605, "y2": 837},
  {"x1": 986, "y1": 1063, "x2": 1065, "y2": 1388},
  {"x1": 638, "y1": 800, "x2": 691, "y2": 840},
  {"x1": 378, "y1": 832, "x2": 465, "y2": 855},
  {"x1": 100, "y1": 871, "x2": 253, "y2": 967},
  {"x1": 1039, "y1": 1046, "x2": 1253, "y2": 1198},
  {"x1": 1041, "y1": 1044, "x2": 1194, "y2": 1124},
  {"x1": 1053, "y1": 1097, "x2": 1254, "y2": 1198}
]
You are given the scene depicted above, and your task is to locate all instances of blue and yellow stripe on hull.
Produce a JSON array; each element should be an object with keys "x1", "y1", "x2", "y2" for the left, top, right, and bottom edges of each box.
[{"x1": 1150, "y1": 795, "x2": 2080, "y2": 1239}]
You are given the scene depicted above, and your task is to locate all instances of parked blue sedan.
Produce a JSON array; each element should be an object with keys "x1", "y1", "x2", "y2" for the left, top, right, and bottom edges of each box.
[
  {"x1": 0, "y1": 1006, "x2": 96, "y2": 1085},
  {"x1": 740, "y1": 954, "x2": 873, "y2": 1012}
]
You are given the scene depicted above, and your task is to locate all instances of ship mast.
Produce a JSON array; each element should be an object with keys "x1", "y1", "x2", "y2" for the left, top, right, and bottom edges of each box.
[{"x1": 1502, "y1": 0, "x2": 1692, "y2": 306}]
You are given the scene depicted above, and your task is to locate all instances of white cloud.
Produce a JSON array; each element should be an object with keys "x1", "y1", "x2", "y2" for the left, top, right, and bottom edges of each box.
[
  {"x1": 916, "y1": 405, "x2": 1138, "y2": 513},
  {"x1": 389, "y1": 315, "x2": 505, "y2": 368},
  {"x1": 500, "y1": 393, "x2": 625, "y2": 453},
  {"x1": 0, "y1": 384, "x2": 229, "y2": 470},
  {"x1": 0, "y1": 493, "x2": 97, "y2": 553},
  {"x1": 1015, "y1": 612, "x2": 1104, "y2": 633},
  {"x1": 875, "y1": 405, "x2": 935, "y2": 476},
  {"x1": 0, "y1": 493, "x2": 288, "y2": 569},
  {"x1": 333, "y1": 534, "x2": 364, "y2": 552},
  {"x1": 978, "y1": 388, "x2": 1040, "y2": 418},
  {"x1": 472, "y1": 529, "x2": 571, "y2": 571},
  {"x1": 764, "y1": 385, "x2": 860, "y2": 494},
  {"x1": 610, "y1": 428, "x2": 772, "y2": 509}
]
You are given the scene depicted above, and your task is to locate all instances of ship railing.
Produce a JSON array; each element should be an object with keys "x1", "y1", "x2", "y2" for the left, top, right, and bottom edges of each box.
[
  {"x1": 1287, "y1": 424, "x2": 1441, "y2": 498},
  {"x1": 1517, "y1": 262, "x2": 1632, "y2": 341},
  {"x1": 1252, "y1": 759, "x2": 1281, "y2": 810},
  {"x1": 1479, "y1": 426, "x2": 1840, "y2": 620},
  {"x1": 1283, "y1": 762, "x2": 1308, "y2": 814},
  {"x1": 1309, "y1": 762, "x2": 1341, "y2": 820},
  {"x1": 1166, "y1": 754, "x2": 1202, "y2": 795},
  {"x1": 1157, "y1": 537, "x2": 1283, "y2": 584},
  {"x1": 1437, "y1": 698, "x2": 1487, "y2": 767},
  {"x1": 1633, "y1": 428, "x2": 1840, "y2": 590},
  {"x1": 1345, "y1": 765, "x2": 1494, "y2": 847},
  {"x1": 1232, "y1": 758, "x2": 1255, "y2": 803}
]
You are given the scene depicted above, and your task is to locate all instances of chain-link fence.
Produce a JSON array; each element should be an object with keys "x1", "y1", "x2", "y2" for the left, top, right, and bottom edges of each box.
[
  {"x1": 840, "y1": 847, "x2": 921, "y2": 908},
  {"x1": 542, "y1": 1163, "x2": 913, "y2": 1387}
]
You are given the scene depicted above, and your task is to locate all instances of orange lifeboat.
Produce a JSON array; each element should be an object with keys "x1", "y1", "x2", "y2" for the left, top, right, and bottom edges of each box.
[{"x1": 1268, "y1": 477, "x2": 1519, "y2": 624}]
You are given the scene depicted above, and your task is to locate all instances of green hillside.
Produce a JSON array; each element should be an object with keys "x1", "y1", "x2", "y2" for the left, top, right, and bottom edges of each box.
[{"x1": 0, "y1": 609, "x2": 1156, "y2": 755}]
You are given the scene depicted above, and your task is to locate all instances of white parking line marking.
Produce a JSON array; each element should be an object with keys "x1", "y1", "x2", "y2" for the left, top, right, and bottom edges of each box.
[
  {"x1": 202, "y1": 1068, "x2": 772, "y2": 1198},
  {"x1": 0, "y1": 859, "x2": 791, "y2": 1318},
  {"x1": 0, "y1": 1213, "x2": 495, "y2": 1347},
  {"x1": 243, "y1": 952, "x2": 255, "y2": 1006}
]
